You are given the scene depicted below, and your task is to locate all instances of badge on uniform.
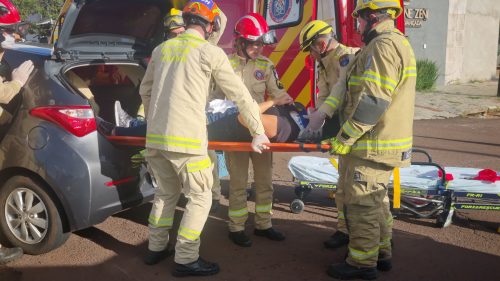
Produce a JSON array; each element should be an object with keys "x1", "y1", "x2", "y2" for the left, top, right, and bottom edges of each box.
[
  {"x1": 339, "y1": 54, "x2": 350, "y2": 67},
  {"x1": 272, "y1": 66, "x2": 284, "y2": 89},
  {"x1": 254, "y1": 70, "x2": 265, "y2": 81}
]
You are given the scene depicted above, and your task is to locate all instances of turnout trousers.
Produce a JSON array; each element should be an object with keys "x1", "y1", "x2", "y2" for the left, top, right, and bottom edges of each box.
[
  {"x1": 208, "y1": 150, "x2": 221, "y2": 201},
  {"x1": 225, "y1": 151, "x2": 273, "y2": 232},
  {"x1": 146, "y1": 148, "x2": 214, "y2": 264},
  {"x1": 343, "y1": 155, "x2": 393, "y2": 268},
  {"x1": 335, "y1": 155, "x2": 347, "y2": 234}
]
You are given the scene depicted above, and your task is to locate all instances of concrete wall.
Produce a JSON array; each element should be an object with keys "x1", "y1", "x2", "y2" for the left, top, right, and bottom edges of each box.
[
  {"x1": 446, "y1": 0, "x2": 500, "y2": 84},
  {"x1": 406, "y1": 0, "x2": 500, "y2": 85},
  {"x1": 405, "y1": 0, "x2": 449, "y2": 85},
  {"x1": 459, "y1": 0, "x2": 500, "y2": 83}
]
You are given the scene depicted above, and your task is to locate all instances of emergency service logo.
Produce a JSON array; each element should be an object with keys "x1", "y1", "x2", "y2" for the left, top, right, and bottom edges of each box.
[
  {"x1": 198, "y1": 0, "x2": 215, "y2": 9},
  {"x1": 254, "y1": 70, "x2": 265, "y2": 80},
  {"x1": 269, "y1": 0, "x2": 292, "y2": 23}
]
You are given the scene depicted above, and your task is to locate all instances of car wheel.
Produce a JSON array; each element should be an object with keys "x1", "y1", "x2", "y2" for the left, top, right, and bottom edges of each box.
[{"x1": 0, "y1": 175, "x2": 69, "y2": 255}]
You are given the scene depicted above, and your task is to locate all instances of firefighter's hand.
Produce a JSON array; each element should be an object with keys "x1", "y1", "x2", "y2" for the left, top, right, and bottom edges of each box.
[
  {"x1": 322, "y1": 137, "x2": 351, "y2": 155},
  {"x1": 273, "y1": 93, "x2": 294, "y2": 106},
  {"x1": 251, "y1": 134, "x2": 270, "y2": 153},
  {"x1": 12, "y1": 60, "x2": 34, "y2": 86},
  {"x1": 305, "y1": 108, "x2": 326, "y2": 132},
  {"x1": 131, "y1": 149, "x2": 146, "y2": 168}
]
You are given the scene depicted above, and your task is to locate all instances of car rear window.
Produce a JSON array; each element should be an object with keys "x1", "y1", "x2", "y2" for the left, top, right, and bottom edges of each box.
[{"x1": 70, "y1": 0, "x2": 163, "y2": 41}]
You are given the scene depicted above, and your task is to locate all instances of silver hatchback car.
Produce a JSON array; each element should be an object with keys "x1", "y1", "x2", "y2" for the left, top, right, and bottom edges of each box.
[{"x1": 0, "y1": 0, "x2": 174, "y2": 254}]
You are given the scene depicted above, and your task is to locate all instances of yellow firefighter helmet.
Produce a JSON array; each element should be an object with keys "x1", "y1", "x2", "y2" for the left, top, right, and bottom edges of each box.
[
  {"x1": 352, "y1": 0, "x2": 403, "y2": 19},
  {"x1": 165, "y1": 8, "x2": 185, "y2": 30},
  {"x1": 299, "y1": 20, "x2": 333, "y2": 52}
]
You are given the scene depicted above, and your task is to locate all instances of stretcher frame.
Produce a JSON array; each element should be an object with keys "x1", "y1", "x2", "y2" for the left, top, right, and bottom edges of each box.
[
  {"x1": 106, "y1": 136, "x2": 332, "y2": 152},
  {"x1": 290, "y1": 149, "x2": 500, "y2": 228}
]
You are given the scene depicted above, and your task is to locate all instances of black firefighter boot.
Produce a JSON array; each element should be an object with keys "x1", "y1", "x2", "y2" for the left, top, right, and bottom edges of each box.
[
  {"x1": 172, "y1": 257, "x2": 220, "y2": 277},
  {"x1": 324, "y1": 231, "x2": 350, "y2": 249},
  {"x1": 144, "y1": 247, "x2": 174, "y2": 265},
  {"x1": 377, "y1": 258, "x2": 392, "y2": 272},
  {"x1": 327, "y1": 262, "x2": 378, "y2": 280},
  {"x1": 229, "y1": 231, "x2": 252, "y2": 247}
]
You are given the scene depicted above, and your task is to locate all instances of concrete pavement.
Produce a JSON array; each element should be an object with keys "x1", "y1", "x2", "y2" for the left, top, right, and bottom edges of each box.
[{"x1": 414, "y1": 80, "x2": 500, "y2": 120}]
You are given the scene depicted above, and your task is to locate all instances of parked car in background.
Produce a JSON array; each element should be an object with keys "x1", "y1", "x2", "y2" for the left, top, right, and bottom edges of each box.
[{"x1": 0, "y1": 0, "x2": 172, "y2": 254}]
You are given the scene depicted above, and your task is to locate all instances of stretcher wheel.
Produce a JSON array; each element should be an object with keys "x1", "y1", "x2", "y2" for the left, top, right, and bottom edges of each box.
[{"x1": 290, "y1": 199, "x2": 305, "y2": 214}]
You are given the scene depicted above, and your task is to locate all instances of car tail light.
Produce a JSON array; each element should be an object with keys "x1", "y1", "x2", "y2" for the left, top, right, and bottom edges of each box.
[{"x1": 30, "y1": 106, "x2": 96, "y2": 137}]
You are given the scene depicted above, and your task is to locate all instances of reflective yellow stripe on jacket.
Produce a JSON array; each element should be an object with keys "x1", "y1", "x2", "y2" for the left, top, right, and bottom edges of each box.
[
  {"x1": 146, "y1": 134, "x2": 202, "y2": 149},
  {"x1": 324, "y1": 96, "x2": 340, "y2": 110},
  {"x1": 352, "y1": 137, "x2": 413, "y2": 151},
  {"x1": 349, "y1": 70, "x2": 398, "y2": 92},
  {"x1": 187, "y1": 158, "x2": 211, "y2": 173}
]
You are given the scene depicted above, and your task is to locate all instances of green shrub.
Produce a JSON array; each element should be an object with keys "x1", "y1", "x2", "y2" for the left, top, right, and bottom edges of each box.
[{"x1": 416, "y1": 59, "x2": 439, "y2": 91}]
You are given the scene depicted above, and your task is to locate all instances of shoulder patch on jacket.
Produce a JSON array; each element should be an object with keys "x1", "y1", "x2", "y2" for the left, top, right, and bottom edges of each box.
[{"x1": 339, "y1": 54, "x2": 350, "y2": 67}]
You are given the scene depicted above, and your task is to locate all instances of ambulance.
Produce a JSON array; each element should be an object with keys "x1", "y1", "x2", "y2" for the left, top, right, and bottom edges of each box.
[{"x1": 215, "y1": 0, "x2": 405, "y2": 107}]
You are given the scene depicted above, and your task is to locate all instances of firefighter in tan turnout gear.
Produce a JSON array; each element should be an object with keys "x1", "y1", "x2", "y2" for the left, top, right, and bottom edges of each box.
[
  {"x1": 210, "y1": 13, "x2": 292, "y2": 247},
  {"x1": 321, "y1": 0, "x2": 417, "y2": 279},
  {"x1": 298, "y1": 20, "x2": 359, "y2": 250},
  {"x1": 139, "y1": 1, "x2": 269, "y2": 277}
]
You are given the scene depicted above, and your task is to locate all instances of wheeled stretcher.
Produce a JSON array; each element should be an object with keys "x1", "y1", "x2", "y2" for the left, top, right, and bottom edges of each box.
[
  {"x1": 107, "y1": 137, "x2": 500, "y2": 228},
  {"x1": 288, "y1": 149, "x2": 500, "y2": 227}
]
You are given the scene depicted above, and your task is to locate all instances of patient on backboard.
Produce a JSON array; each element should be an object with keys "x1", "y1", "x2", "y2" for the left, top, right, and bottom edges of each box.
[{"x1": 98, "y1": 95, "x2": 329, "y2": 143}]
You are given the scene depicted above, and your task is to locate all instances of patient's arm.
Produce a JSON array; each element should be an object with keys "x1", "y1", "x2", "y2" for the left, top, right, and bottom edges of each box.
[{"x1": 237, "y1": 95, "x2": 292, "y2": 139}]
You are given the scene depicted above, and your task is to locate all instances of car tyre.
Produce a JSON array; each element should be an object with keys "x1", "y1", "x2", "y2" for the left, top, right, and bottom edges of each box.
[{"x1": 0, "y1": 175, "x2": 69, "y2": 255}]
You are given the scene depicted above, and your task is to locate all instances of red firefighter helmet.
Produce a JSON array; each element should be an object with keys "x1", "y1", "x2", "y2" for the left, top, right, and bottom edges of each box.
[
  {"x1": 0, "y1": 0, "x2": 20, "y2": 27},
  {"x1": 234, "y1": 13, "x2": 276, "y2": 45}
]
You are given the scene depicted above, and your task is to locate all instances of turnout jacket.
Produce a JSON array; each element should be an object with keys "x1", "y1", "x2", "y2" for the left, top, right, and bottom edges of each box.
[
  {"x1": 318, "y1": 52, "x2": 357, "y2": 118},
  {"x1": 140, "y1": 29, "x2": 264, "y2": 156},
  {"x1": 210, "y1": 54, "x2": 287, "y2": 103},
  {"x1": 316, "y1": 43, "x2": 359, "y2": 108},
  {"x1": 337, "y1": 20, "x2": 417, "y2": 167}
]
